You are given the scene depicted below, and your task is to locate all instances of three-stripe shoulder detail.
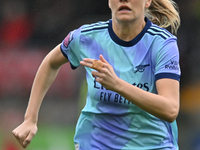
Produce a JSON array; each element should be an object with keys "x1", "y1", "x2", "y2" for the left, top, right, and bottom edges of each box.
[
  {"x1": 81, "y1": 21, "x2": 109, "y2": 33},
  {"x1": 146, "y1": 25, "x2": 174, "y2": 40}
]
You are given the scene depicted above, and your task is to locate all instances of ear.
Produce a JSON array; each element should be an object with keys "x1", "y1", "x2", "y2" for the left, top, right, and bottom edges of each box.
[
  {"x1": 108, "y1": 0, "x2": 111, "y2": 9},
  {"x1": 145, "y1": 0, "x2": 152, "y2": 8}
]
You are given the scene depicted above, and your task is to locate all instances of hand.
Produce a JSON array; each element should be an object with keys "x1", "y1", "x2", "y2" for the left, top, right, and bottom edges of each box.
[
  {"x1": 12, "y1": 120, "x2": 38, "y2": 148},
  {"x1": 80, "y1": 55, "x2": 120, "y2": 91}
]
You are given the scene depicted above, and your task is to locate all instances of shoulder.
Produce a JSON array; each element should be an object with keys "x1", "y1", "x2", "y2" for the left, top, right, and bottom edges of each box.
[
  {"x1": 144, "y1": 23, "x2": 178, "y2": 53},
  {"x1": 145, "y1": 23, "x2": 180, "y2": 63},
  {"x1": 146, "y1": 23, "x2": 177, "y2": 42},
  {"x1": 80, "y1": 20, "x2": 109, "y2": 34},
  {"x1": 62, "y1": 20, "x2": 110, "y2": 48},
  {"x1": 67, "y1": 21, "x2": 110, "y2": 41}
]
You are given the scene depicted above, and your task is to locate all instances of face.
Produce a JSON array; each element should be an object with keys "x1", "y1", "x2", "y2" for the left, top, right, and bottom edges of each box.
[{"x1": 108, "y1": 0, "x2": 152, "y2": 23}]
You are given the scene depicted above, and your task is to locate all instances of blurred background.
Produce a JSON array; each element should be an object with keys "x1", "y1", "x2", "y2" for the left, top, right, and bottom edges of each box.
[{"x1": 0, "y1": 0, "x2": 200, "y2": 149}]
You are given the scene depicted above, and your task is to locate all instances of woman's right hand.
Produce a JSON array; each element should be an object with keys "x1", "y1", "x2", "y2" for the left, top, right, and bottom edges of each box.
[{"x1": 12, "y1": 120, "x2": 38, "y2": 148}]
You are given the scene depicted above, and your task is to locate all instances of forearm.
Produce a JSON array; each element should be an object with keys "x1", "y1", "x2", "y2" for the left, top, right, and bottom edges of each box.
[
  {"x1": 25, "y1": 61, "x2": 60, "y2": 123},
  {"x1": 12, "y1": 45, "x2": 68, "y2": 149},
  {"x1": 81, "y1": 55, "x2": 180, "y2": 122},
  {"x1": 24, "y1": 46, "x2": 66, "y2": 123},
  {"x1": 115, "y1": 78, "x2": 179, "y2": 122}
]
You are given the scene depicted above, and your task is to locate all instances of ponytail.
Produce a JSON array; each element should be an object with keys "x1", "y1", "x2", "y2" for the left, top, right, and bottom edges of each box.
[{"x1": 146, "y1": 0, "x2": 181, "y2": 34}]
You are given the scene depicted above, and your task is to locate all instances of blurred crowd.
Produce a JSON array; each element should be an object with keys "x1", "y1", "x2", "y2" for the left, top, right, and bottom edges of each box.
[
  {"x1": 0, "y1": 0, "x2": 200, "y2": 150},
  {"x1": 0, "y1": 0, "x2": 111, "y2": 97},
  {"x1": 0, "y1": 0, "x2": 110, "y2": 49},
  {"x1": 0, "y1": 0, "x2": 200, "y2": 85}
]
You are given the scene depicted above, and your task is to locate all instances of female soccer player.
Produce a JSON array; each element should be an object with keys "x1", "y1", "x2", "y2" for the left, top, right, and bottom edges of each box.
[{"x1": 12, "y1": 0, "x2": 181, "y2": 149}]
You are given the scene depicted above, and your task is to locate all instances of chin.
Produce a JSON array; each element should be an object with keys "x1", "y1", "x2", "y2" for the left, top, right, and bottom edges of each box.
[{"x1": 116, "y1": 17, "x2": 134, "y2": 23}]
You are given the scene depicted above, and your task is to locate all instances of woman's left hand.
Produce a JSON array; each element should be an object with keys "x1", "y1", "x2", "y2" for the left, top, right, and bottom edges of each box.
[{"x1": 80, "y1": 55, "x2": 120, "y2": 91}]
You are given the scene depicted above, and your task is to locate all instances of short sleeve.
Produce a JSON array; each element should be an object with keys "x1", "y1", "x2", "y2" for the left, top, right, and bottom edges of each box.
[
  {"x1": 60, "y1": 28, "x2": 81, "y2": 69},
  {"x1": 154, "y1": 38, "x2": 181, "y2": 81}
]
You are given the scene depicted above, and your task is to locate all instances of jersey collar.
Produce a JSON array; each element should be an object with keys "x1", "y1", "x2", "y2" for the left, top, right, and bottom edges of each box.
[{"x1": 108, "y1": 18, "x2": 152, "y2": 47}]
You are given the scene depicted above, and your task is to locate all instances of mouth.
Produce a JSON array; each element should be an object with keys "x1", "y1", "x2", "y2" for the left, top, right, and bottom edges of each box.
[{"x1": 118, "y1": 5, "x2": 131, "y2": 11}]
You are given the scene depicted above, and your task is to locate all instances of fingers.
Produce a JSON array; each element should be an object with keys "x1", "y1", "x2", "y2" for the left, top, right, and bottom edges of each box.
[
  {"x1": 22, "y1": 132, "x2": 35, "y2": 148},
  {"x1": 80, "y1": 58, "x2": 103, "y2": 72},
  {"x1": 91, "y1": 60, "x2": 103, "y2": 72},
  {"x1": 12, "y1": 129, "x2": 27, "y2": 148},
  {"x1": 12, "y1": 130, "x2": 34, "y2": 148},
  {"x1": 80, "y1": 55, "x2": 109, "y2": 72},
  {"x1": 99, "y1": 55, "x2": 109, "y2": 64},
  {"x1": 80, "y1": 58, "x2": 95, "y2": 68},
  {"x1": 12, "y1": 125, "x2": 37, "y2": 148}
]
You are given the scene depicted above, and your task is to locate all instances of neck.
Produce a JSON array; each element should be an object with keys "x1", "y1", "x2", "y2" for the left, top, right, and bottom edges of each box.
[{"x1": 112, "y1": 18, "x2": 146, "y2": 42}]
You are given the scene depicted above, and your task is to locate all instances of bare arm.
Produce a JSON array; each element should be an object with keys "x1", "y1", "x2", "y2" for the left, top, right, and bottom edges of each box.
[
  {"x1": 114, "y1": 77, "x2": 179, "y2": 123},
  {"x1": 80, "y1": 55, "x2": 180, "y2": 123},
  {"x1": 24, "y1": 44, "x2": 68, "y2": 123},
  {"x1": 12, "y1": 44, "x2": 68, "y2": 148}
]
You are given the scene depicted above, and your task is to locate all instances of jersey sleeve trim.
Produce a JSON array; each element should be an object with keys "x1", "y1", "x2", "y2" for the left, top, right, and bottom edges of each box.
[
  {"x1": 155, "y1": 73, "x2": 180, "y2": 81},
  {"x1": 60, "y1": 46, "x2": 77, "y2": 70}
]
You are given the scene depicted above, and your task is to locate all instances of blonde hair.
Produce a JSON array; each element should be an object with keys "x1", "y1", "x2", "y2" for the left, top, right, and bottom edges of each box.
[{"x1": 146, "y1": 0, "x2": 181, "y2": 34}]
